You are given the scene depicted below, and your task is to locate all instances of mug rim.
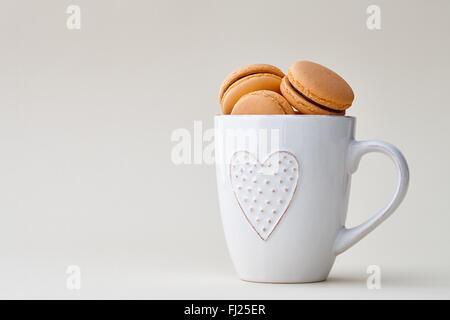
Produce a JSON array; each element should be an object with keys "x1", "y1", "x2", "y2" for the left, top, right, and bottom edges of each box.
[{"x1": 215, "y1": 115, "x2": 355, "y2": 120}]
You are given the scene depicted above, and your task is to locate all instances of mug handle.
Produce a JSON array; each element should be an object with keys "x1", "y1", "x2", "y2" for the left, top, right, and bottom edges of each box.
[{"x1": 333, "y1": 140, "x2": 409, "y2": 255}]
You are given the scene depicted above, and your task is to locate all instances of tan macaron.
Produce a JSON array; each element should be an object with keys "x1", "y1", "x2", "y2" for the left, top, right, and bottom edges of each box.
[
  {"x1": 219, "y1": 64, "x2": 285, "y2": 114},
  {"x1": 280, "y1": 61, "x2": 354, "y2": 115},
  {"x1": 231, "y1": 90, "x2": 294, "y2": 115}
]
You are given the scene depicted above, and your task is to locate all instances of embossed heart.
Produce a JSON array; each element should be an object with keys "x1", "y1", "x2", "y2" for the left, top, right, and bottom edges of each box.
[{"x1": 230, "y1": 151, "x2": 299, "y2": 240}]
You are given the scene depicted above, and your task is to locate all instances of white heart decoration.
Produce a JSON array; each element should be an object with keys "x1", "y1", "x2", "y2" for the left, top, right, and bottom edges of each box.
[{"x1": 230, "y1": 151, "x2": 299, "y2": 241}]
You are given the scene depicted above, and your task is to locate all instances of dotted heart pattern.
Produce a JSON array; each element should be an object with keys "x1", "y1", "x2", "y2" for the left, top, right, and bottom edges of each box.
[{"x1": 230, "y1": 151, "x2": 299, "y2": 241}]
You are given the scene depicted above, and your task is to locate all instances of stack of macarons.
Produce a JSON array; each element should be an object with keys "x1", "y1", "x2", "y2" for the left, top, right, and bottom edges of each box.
[{"x1": 219, "y1": 61, "x2": 354, "y2": 115}]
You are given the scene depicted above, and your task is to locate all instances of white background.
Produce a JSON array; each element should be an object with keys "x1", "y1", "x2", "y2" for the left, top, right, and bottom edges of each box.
[{"x1": 0, "y1": 0, "x2": 449, "y2": 298}]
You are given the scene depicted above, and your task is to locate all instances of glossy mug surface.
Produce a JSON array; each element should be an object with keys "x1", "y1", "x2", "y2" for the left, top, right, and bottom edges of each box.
[{"x1": 215, "y1": 115, "x2": 409, "y2": 283}]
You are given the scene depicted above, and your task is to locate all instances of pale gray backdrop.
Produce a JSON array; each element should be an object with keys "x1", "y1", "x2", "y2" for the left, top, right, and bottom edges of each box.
[{"x1": 0, "y1": 0, "x2": 449, "y2": 298}]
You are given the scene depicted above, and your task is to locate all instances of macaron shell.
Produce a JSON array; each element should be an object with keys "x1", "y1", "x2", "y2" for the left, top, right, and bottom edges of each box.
[
  {"x1": 218, "y1": 64, "x2": 285, "y2": 102},
  {"x1": 280, "y1": 76, "x2": 345, "y2": 116},
  {"x1": 231, "y1": 90, "x2": 288, "y2": 115},
  {"x1": 268, "y1": 91, "x2": 295, "y2": 114},
  {"x1": 221, "y1": 73, "x2": 282, "y2": 114},
  {"x1": 287, "y1": 61, "x2": 354, "y2": 110}
]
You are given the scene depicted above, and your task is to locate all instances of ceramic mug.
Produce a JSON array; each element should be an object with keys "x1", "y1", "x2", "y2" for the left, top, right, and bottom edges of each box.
[{"x1": 214, "y1": 115, "x2": 409, "y2": 283}]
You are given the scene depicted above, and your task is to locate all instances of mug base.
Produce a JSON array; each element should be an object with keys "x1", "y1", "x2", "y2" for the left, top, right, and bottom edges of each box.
[{"x1": 239, "y1": 277, "x2": 328, "y2": 284}]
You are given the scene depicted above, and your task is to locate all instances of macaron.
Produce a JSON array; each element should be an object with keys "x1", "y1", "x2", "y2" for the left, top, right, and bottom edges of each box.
[
  {"x1": 219, "y1": 64, "x2": 285, "y2": 114},
  {"x1": 280, "y1": 61, "x2": 354, "y2": 115},
  {"x1": 231, "y1": 90, "x2": 294, "y2": 115}
]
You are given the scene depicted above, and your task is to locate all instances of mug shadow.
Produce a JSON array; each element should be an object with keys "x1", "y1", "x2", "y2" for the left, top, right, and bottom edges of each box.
[
  {"x1": 321, "y1": 269, "x2": 449, "y2": 289},
  {"x1": 237, "y1": 269, "x2": 448, "y2": 289}
]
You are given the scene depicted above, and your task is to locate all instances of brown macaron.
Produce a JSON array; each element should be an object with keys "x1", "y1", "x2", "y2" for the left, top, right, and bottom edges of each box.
[
  {"x1": 219, "y1": 64, "x2": 285, "y2": 114},
  {"x1": 280, "y1": 61, "x2": 354, "y2": 115},
  {"x1": 231, "y1": 90, "x2": 294, "y2": 115}
]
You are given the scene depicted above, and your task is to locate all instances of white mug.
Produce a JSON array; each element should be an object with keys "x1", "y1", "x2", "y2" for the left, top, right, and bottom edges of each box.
[{"x1": 215, "y1": 115, "x2": 409, "y2": 283}]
